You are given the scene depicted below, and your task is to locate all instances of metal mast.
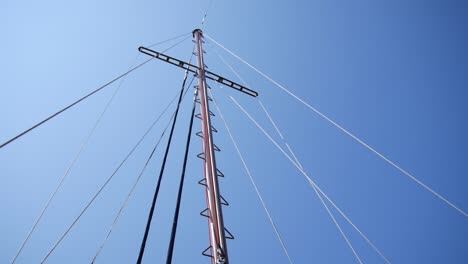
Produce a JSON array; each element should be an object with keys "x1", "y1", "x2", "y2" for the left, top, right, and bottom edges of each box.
[
  {"x1": 138, "y1": 29, "x2": 256, "y2": 263},
  {"x1": 193, "y1": 28, "x2": 229, "y2": 264}
]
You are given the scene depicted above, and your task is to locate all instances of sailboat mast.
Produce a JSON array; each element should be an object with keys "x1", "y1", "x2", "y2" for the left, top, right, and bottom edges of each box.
[{"x1": 193, "y1": 29, "x2": 229, "y2": 264}]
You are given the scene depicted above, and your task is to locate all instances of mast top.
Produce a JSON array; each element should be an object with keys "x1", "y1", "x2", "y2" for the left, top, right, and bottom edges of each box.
[{"x1": 193, "y1": 28, "x2": 203, "y2": 37}]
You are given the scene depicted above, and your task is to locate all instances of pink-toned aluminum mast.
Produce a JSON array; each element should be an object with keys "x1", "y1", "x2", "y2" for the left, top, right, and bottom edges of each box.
[{"x1": 193, "y1": 28, "x2": 229, "y2": 264}]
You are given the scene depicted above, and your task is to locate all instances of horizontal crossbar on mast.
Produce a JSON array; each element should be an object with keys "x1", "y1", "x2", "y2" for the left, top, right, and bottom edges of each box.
[{"x1": 138, "y1": 46, "x2": 258, "y2": 97}]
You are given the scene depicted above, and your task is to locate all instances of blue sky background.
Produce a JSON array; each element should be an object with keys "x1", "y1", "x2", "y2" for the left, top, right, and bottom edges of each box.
[{"x1": 1, "y1": 0, "x2": 467, "y2": 263}]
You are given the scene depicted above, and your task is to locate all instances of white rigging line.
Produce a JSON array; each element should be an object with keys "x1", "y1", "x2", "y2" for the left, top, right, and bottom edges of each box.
[
  {"x1": 11, "y1": 56, "x2": 136, "y2": 264},
  {"x1": 208, "y1": 45, "x2": 363, "y2": 262},
  {"x1": 208, "y1": 89, "x2": 294, "y2": 264},
  {"x1": 40, "y1": 106, "x2": 180, "y2": 264},
  {"x1": 208, "y1": 43, "x2": 387, "y2": 262},
  {"x1": 258, "y1": 100, "x2": 364, "y2": 264},
  {"x1": 204, "y1": 34, "x2": 467, "y2": 218},
  {"x1": 231, "y1": 96, "x2": 392, "y2": 263}
]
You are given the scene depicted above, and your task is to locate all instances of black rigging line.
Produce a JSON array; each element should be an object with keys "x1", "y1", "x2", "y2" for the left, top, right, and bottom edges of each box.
[
  {"x1": 136, "y1": 72, "x2": 195, "y2": 264},
  {"x1": 0, "y1": 33, "x2": 191, "y2": 150},
  {"x1": 166, "y1": 88, "x2": 198, "y2": 264},
  {"x1": 39, "y1": 84, "x2": 194, "y2": 263},
  {"x1": 90, "y1": 93, "x2": 188, "y2": 264}
]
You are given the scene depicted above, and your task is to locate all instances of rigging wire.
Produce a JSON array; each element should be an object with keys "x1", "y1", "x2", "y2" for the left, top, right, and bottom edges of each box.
[
  {"x1": 204, "y1": 34, "x2": 467, "y2": 218},
  {"x1": 231, "y1": 96, "x2": 392, "y2": 263},
  {"x1": 208, "y1": 39, "x2": 388, "y2": 262},
  {"x1": 92, "y1": 73, "x2": 194, "y2": 264},
  {"x1": 208, "y1": 48, "x2": 361, "y2": 262},
  {"x1": 257, "y1": 100, "x2": 364, "y2": 264},
  {"x1": 136, "y1": 56, "x2": 196, "y2": 264},
  {"x1": 0, "y1": 59, "x2": 149, "y2": 150},
  {"x1": 10, "y1": 33, "x2": 191, "y2": 264},
  {"x1": 166, "y1": 88, "x2": 198, "y2": 264},
  {"x1": 207, "y1": 44, "x2": 368, "y2": 261},
  {"x1": 39, "y1": 83, "x2": 192, "y2": 263},
  {"x1": 209, "y1": 89, "x2": 294, "y2": 264},
  {"x1": 0, "y1": 33, "x2": 190, "y2": 151},
  {"x1": 90, "y1": 89, "x2": 191, "y2": 263},
  {"x1": 147, "y1": 32, "x2": 192, "y2": 48}
]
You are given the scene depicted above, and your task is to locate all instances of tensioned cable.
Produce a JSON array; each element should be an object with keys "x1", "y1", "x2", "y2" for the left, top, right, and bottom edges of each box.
[
  {"x1": 207, "y1": 47, "x2": 366, "y2": 262},
  {"x1": 0, "y1": 60, "x2": 145, "y2": 149},
  {"x1": 137, "y1": 53, "x2": 196, "y2": 264},
  {"x1": 209, "y1": 89, "x2": 294, "y2": 264},
  {"x1": 206, "y1": 49, "x2": 294, "y2": 262},
  {"x1": 39, "y1": 81, "x2": 193, "y2": 263},
  {"x1": 257, "y1": 100, "x2": 365, "y2": 264},
  {"x1": 90, "y1": 85, "x2": 194, "y2": 264},
  {"x1": 166, "y1": 88, "x2": 198, "y2": 264},
  {"x1": 208, "y1": 44, "x2": 390, "y2": 262},
  {"x1": 10, "y1": 33, "x2": 191, "y2": 264},
  {"x1": 204, "y1": 34, "x2": 467, "y2": 217},
  {"x1": 147, "y1": 32, "x2": 191, "y2": 48},
  {"x1": 90, "y1": 105, "x2": 181, "y2": 263},
  {"x1": 0, "y1": 33, "x2": 190, "y2": 151},
  {"x1": 232, "y1": 96, "x2": 392, "y2": 263},
  {"x1": 209, "y1": 51, "x2": 362, "y2": 263}
]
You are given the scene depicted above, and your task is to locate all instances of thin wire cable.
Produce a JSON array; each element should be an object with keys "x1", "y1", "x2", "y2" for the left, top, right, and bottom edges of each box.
[
  {"x1": 209, "y1": 90, "x2": 294, "y2": 264},
  {"x1": 10, "y1": 34, "x2": 192, "y2": 264},
  {"x1": 258, "y1": 100, "x2": 364, "y2": 264},
  {"x1": 137, "y1": 55, "x2": 195, "y2": 264},
  {"x1": 166, "y1": 88, "x2": 198, "y2": 264},
  {"x1": 0, "y1": 33, "x2": 190, "y2": 151},
  {"x1": 232, "y1": 96, "x2": 392, "y2": 263},
  {"x1": 90, "y1": 89, "x2": 188, "y2": 264},
  {"x1": 309, "y1": 180, "x2": 363, "y2": 264},
  {"x1": 211, "y1": 36, "x2": 391, "y2": 263},
  {"x1": 205, "y1": 34, "x2": 467, "y2": 217},
  {"x1": 11, "y1": 68, "x2": 126, "y2": 264},
  {"x1": 39, "y1": 88, "x2": 189, "y2": 263},
  {"x1": 147, "y1": 32, "x2": 191, "y2": 48},
  {"x1": 0, "y1": 59, "x2": 149, "y2": 150},
  {"x1": 93, "y1": 78, "x2": 194, "y2": 264},
  {"x1": 208, "y1": 49, "x2": 369, "y2": 262},
  {"x1": 208, "y1": 51, "x2": 359, "y2": 261}
]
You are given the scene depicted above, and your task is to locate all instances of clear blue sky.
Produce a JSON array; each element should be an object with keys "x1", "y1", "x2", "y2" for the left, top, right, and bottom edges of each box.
[{"x1": 1, "y1": 0, "x2": 467, "y2": 263}]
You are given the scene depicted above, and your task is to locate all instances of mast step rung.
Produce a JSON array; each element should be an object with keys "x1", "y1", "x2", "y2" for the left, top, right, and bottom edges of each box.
[
  {"x1": 200, "y1": 208, "x2": 210, "y2": 218},
  {"x1": 224, "y1": 227, "x2": 235, "y2": 240},
  {"x1": 202, "y1": 246, "x2": 213, "y2": 258},
  {"x1": 198, "y1": 178, "x2": 207, "y2": 187},
  {"x1": 196, "y1": 131, "x2": 203, "y2": 138},
  {"x1": 213, "y1": 144, "x2": 221, "y2": 152},
  {"x1": 220, "y1": 195, "x2": 229, "y2": 206},
  {"x1": 197, "y1": 153, "x2": 205, "y2": 160}
]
